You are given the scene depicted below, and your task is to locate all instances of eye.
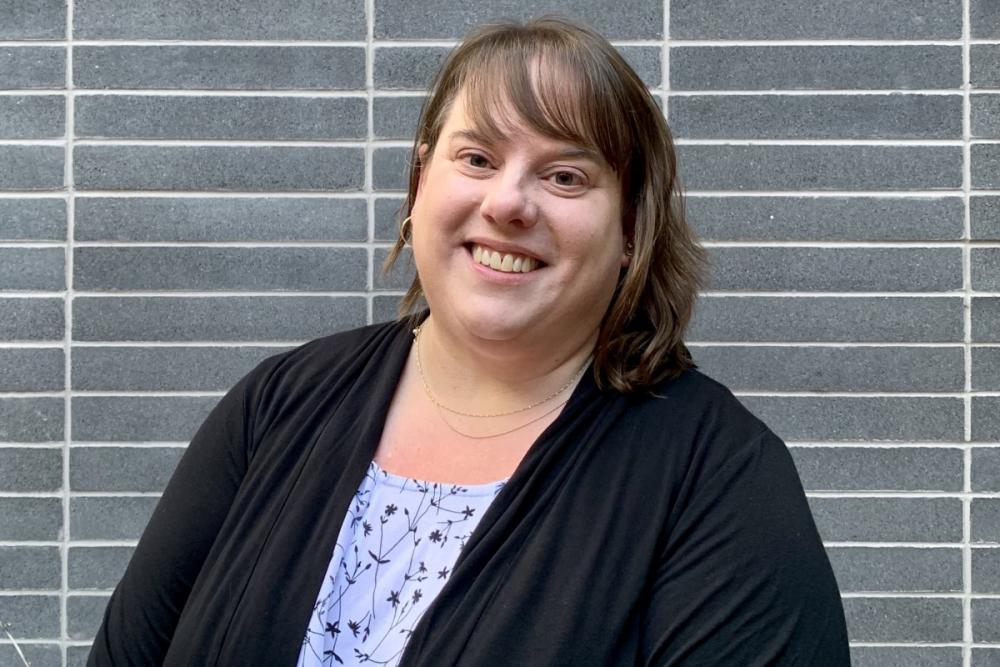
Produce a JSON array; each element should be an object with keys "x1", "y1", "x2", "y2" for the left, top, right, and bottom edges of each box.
[
  {"x1": 461, "y1": 152, "x2": 492, "y2": 169},
  {"x1": 549, "y1": 170, "x2": 585, "y2": 188}
]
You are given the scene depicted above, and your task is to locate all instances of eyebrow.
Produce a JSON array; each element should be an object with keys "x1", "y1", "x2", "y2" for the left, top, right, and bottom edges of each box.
[{"x1": 447, "y1": 129, "x2": 603, "y2": 163}]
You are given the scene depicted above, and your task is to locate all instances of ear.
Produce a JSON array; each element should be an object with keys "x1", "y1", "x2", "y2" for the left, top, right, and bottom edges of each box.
[{"x1": 620, "y1": 236, "x2": 633, "y2": 268}]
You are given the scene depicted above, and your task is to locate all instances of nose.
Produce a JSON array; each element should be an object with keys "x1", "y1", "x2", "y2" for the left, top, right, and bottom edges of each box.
[{"x1": 479, "y1": 169, "x2": 538, "y2": 229}]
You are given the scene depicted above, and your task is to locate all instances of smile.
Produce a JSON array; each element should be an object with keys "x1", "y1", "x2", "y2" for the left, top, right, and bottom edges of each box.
[{"x1": 471, "y1": 244, "x2": 541, "y2": 273}]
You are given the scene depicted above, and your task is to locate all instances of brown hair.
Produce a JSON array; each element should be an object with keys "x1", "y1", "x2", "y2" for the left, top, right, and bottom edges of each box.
[{"x1": 384, "y1": 16, "x2": 707, "y2": 394}]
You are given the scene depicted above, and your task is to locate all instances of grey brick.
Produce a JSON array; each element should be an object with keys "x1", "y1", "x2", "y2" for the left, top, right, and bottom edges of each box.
[
  {"x1": 0, "y1": 298, "x2": 63, "y2": 341},
  {"x1": 0, "y1": 248, "x2": 64, "y2": 291},
  {"x1": 71, "y1": 497, "x2": 157, "y2": 540},
  {"x1": 75, "y1": 95, "x2": 366, "y2": 141},
  {"x1": 975, "y1": 649, "x2": 1000, "y2": 667},
  {"x1": 790, "y1": 447, "x2": 963, "y2": 492},
  {"x1": 844, "y1": 597, "x2": 962, "y2": 642},
  {"x1": 67, "y1": 594, "x2": 109, "y2": 640},
  {"x1": 696, "y1": 346, "x2": 963, "y2": 392},
  {"x1": 708, "y1": 247, "x2": 961, "y2": 292},
  {"x1": 71, "y1": 447, "x2": 183, "y2": 492},
  {"x1": 973, "y1": 95, "x2": 1000, "y2": 139},
  {"x1": 972, "y1": 196, "x2": 1000, "y2": 240},
  {"x1": 974, "y1": 398, "x2": 1000, "y2": 443},
  {"x1": 671, "y1": 95, "x2": 962, "y2": 140},
  {"x1": 0, "y1": 595, "x2": 60, "y2": 639},
  {"x1": 374, "y1": 0, "x2": 662, "y2": 39},
  {"x1": 975, "y1": 249, "x2": 1000, "y2": 292},
  {"x1": 973, "y1": 448, "x2": 1000, "y2": 492},
  {"x1": 0, "y1": 146, "x2": 63, "y2": 191},
  {"x1": 677, "y1": 145, "x2": 963, "y2": 191},
  {"x1": 74, "y1": 0, "x2": 363, "y2": 39},
  {"x1": 68, "y1": 546, "x2": 134, "y2": 589},
  {"x1": 0, "y1": 0, "x2": 65, "y2": 39},
  {"x1": 973, "y1": 548, "x2": 1000, "y2": 593},
  {"x1": 972, "y1": 0, "x2": 1000, "y2": 38},
  {"x1": 375, "y1": 247, "x2": 415, "y2": 291},
  {"x1": 974, "y1": 599, "x2": 1000, "y2": 642},
  {"x1": 687, "y1": 196, "x2": 963, "y2": 242},
  {"x1": 73, "y1": 346, "x2": 284, "y2": 391},
  {"x1": 74, "y1": 197, "x2": 366, "y2": 242},
  {"x1": 374, "y1": 47, "x2": 449, "y2": 91},
  {"x1": 616, "y1": 46, "x2": 660, "y2": 87},
  {"x1": 373, "y1": 147, "x2": 411, "y2": 192},
  {"x1": 72, "y1": 396, "x2": 216, "y2": 442},
  {"x1": 74, "y1": 45, "x2": 365, "y2": 91},
  {"x1": 852, "y1": 647, "x2": 962, "y2": 667},
  {"x1": 973, "y1": 144, "x2": 1000, "y2": 189},
  {"x1": 374, "y1": 96, "x2": 425, "y2": 140},
  {"x1": 974, "y1": 299, "x2": 1000, "y2": 343},
  {"x1": 74, "y1": 247, "x2": 367, "y2": 292},
  {"x1": 0, "y1": 47, "x2": 64, "y2": 89},
  {"x1": 74, "y1": 146, "x2": 364, "y2": 192},
  {"x1": 374, "y1": 196, "x2": 406, "y2": 242},
  {"x1": 0, "y1": 498, "x2": 61, "y2": 540},
  {"x1": 0, "y1": 199, "x2": 66, "y2": 240},
  {"x1": 741, "y1": 396, "x2": 963, "y2": 441},
  {"x1": 689, "y1": 297, "x2": 964, "y2": 343},
  {"x1": 373, "y1": 295, "x2": 403, "y2": 323},
  {"x1": 972, "y1": 46, "x2": 1000, "y2": 88},
  {"x1": 0, "y1": 96, "x2": 64, "y2": 139},
  {"x1": 0, "y1": 546, "x2": 61, "y2": 589},
  {"x1": 67, "y1": 647, "x2": 93, "y2": 667},
  {"x1": 0, "y1": 348, "x2": 62, "y2": 392},
  {"x1": 0, "y1": 398, "x2": 63, "y2": 442},
  {"x1": 828, "y1": 546, "x2": 961, "y2": 592},
  {"x1": 671, "y1": 0, "x2": 960, "y2": 39},
  {"x1": 670, "y1": 45, "x2": 961, "y2": 91},
  {"x1": 0, "y1": 448, "x2": 61, "y2": 491},
  {"x1": 0, "y1": 645, "x2": 61, "y2": 667},
  {"x1": 73, "y1": 296, "x2": 365, "y2": 342},
  {"x1": 810, "y1": 497, "x2": 960, "y2": 542},
  {"x1": 973, "y1": 498, "x2": 1000, "y2": 543}
]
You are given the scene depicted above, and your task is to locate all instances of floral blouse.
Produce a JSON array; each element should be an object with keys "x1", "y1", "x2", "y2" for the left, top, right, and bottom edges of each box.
[{"x1": 296, "y1": 459, "x2": 508, "y2": 666}]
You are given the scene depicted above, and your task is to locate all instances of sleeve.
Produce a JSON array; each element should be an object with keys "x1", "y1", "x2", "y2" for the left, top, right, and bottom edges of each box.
[
  {"x1": 640, "y1": 430, "x2": 851, "y2": 667},
  {"x1": 86, "y1": 361, "x2": 275, "y2": 666}
]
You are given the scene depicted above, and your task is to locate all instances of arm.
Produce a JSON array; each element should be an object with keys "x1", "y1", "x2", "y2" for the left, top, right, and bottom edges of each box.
[
  {"x1": 86, "y1": 359, "x2": 278, "y2": 666},
  {"x1": 641, "y1": 430, "x2": 850, "y2": 666}
]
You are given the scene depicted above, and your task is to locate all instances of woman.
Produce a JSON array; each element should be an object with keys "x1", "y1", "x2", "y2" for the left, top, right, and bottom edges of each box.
[{"x1": 88, "y1": 17, "x2": 850, "y2": 666}]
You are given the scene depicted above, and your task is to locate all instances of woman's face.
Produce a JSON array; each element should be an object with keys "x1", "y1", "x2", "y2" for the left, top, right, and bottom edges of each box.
[{"x1": 409, "y1": 90, "x2": 629, "y2": 352}]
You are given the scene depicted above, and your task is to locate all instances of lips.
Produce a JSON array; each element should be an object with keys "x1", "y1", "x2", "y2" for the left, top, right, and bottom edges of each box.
[{"x1": 471, "y1": 243, "x2": 541, "y2": 273}]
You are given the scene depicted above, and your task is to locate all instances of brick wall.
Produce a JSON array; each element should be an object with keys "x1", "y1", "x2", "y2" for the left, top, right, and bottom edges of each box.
[{"x1": 0, "y1": 0, "x2": 997, "y2": 665}]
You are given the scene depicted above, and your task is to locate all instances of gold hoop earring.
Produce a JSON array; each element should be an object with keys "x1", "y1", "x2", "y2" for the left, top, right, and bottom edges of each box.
[
  {"x1": 625, "y1": 239, "x2": 634, "y2": 257},
  {"x1": 399, "y1": 216, "x2": 413, "y2": 245}
]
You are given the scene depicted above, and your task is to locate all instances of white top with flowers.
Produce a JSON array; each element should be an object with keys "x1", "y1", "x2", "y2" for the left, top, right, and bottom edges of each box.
[{"x1": 296, "y1": 459, "x2": 507, "y2": 667}]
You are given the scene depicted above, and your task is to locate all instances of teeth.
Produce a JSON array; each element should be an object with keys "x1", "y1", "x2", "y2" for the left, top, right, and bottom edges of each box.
[{"x1": 472, "y1": 244, "x2": 539, "y2": 273}]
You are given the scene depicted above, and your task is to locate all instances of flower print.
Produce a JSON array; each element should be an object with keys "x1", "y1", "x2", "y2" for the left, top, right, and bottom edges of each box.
[
  {"x1": 461, "y1": 505, "x2": 475, "y2": 519},
  {"x1": 325, "y1": 620, "x2": 340, "y2": 635},
  {"x1": 438, "y1": 566, "x2": 449, "y2": 579},
  {"x1": 347, "y1": 619, "x2": 361, "y2": 637},
  {"x1": 362, "y1": 521, "x2": 372, "y2": 537},
  {"x1": 387, "y1": 590, "x2": 400, "y2": 608},
  {"x1": 418, "y1": 561, "x2": 427, "y2": 573},
  {"x1": 385, "y1": 503, "x2": 397, "y2": 516},
  {"x1": 428, "y1": 529, "x2": 443, "y2": 543},
  {"x1": 412, "y1": 589, "x2": 423, "y2": 603},
  {"x1": 323, "y1": 649, "x2": 344, "y2": 664}
]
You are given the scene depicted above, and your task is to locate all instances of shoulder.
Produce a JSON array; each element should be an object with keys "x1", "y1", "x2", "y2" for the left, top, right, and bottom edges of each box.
[{"x1": 619, "y1": 367, "x2": 779, "y2": 488}]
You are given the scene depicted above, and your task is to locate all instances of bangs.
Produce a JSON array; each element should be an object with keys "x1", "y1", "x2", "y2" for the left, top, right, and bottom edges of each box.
[{"x1": 456, "y1": 38, "x2": 637, "y2": 177}]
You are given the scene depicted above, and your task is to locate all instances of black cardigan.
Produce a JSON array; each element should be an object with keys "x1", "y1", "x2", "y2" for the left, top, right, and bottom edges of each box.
[{"x1": 88, "y1": 319, "x2": 850, "y2": 666}]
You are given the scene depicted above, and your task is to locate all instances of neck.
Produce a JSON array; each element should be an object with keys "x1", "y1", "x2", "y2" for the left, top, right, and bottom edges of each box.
[{"x1": 414, "y1": 314, "x2": 596, "y2": 416}]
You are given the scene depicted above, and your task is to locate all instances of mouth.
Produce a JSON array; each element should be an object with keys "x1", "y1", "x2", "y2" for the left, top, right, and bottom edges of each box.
[{"x1": 468, "y1": 243, "x2": 545, "y2": 274}]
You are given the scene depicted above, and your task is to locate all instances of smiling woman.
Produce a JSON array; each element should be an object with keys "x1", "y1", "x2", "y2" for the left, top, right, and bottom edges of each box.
[{"x1": 87, "y1": 17, "x2": 850, "y2": 667}]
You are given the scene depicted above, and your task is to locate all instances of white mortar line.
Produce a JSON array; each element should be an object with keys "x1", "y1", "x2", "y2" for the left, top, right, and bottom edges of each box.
[
  {"x1": 962, "y1": 2, "x2": 974, "y2": 660},
  {"x1": 61, "y1": 0, "x2": 74, "y2": 659},
  {"x1": 365, "y1": 0, "x2": 375, "y2": 324}
]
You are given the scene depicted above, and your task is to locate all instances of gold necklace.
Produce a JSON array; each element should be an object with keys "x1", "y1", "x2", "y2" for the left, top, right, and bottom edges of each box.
[
  {"x1": 411, "y1": 324, "x2": 589, "y2": 418},
  {"x1": 432, "y1": 398, "x2": 571, "y2": 440}
]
